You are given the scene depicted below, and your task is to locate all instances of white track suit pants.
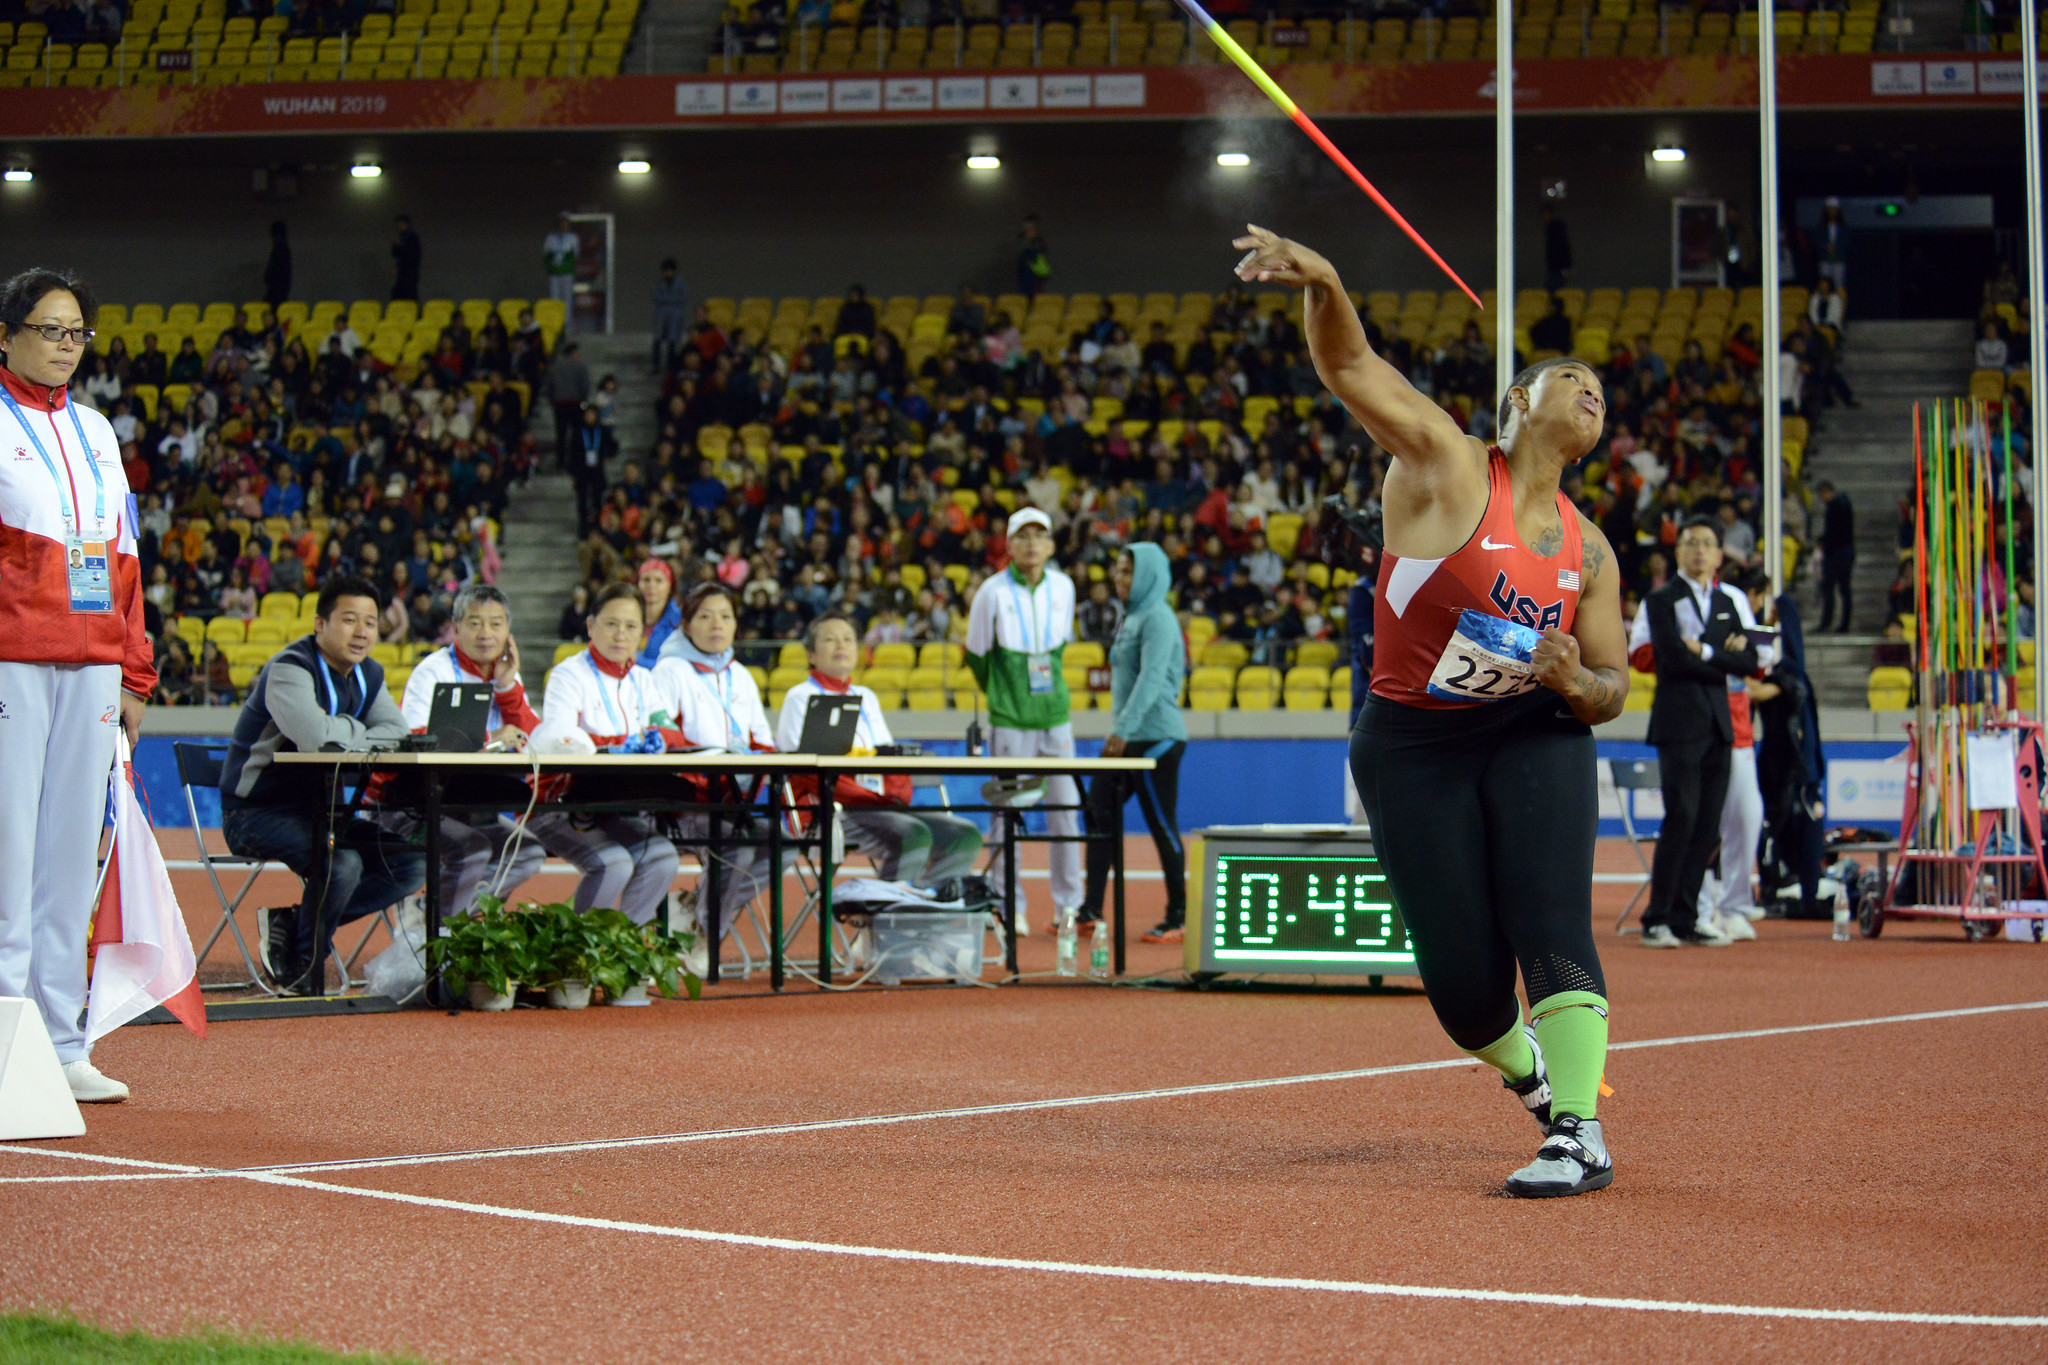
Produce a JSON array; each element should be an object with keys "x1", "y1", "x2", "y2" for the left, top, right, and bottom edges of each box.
[
  {"x1": 1713, "y1": 745, "x2": 1765, "y2": 915},
  {"x1": 0, "y1": 661, "x2": 121, "y2": 1064},
  {"x1": 984, "y1": 723, "x2": 1083, "y2": 915}
]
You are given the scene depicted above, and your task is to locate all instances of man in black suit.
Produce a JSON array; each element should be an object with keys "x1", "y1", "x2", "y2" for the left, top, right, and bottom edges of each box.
[
  {"x1": 1816, "y1": 480, "x2": 1856, "y2": 633},
  {"x1": 1641, "y1": 518, "x2": 1759, "y2": 947}
]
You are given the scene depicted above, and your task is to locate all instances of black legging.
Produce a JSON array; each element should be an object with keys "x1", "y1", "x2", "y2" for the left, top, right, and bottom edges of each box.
[
  {"x1": 1349, "y1": 691, "x2": 1604, "y2": 1050},
  {"x1": 1082, "y1": 739, "x2": 1186, "y2": 926}
]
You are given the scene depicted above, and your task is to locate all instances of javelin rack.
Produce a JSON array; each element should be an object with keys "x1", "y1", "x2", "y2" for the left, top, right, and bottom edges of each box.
[{"x1": 1861, "y1": 400, "x2": 2048, "y2": 941}]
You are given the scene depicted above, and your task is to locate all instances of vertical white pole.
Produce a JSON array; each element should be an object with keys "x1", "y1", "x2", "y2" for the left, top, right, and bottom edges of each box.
[
  {"x1": 2023, "y1": 4, "x2": 2046, "y2": 716},
  {"x1": 1760, "y1": 0, "x2": 1784, "y2": 596},
  {"x1": 1496, "y1": 0, "x2": 1515, "y2": 403}
]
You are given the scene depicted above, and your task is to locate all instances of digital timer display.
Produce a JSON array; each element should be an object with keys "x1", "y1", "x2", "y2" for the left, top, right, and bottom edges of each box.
[{"x1": 1208, "y1": 853, "x2": 1416, "y2": 967}]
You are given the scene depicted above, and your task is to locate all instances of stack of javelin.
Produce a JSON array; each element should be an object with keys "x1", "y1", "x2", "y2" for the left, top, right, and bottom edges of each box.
[{"x1": 1910, "y1": 398, "x2": 2021, "y2": 853}]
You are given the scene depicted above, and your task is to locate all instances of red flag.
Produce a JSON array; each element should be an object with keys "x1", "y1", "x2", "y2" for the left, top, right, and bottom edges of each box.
[{"x1": 87, "y1": 735, "x2": 205, "y2": 1041}]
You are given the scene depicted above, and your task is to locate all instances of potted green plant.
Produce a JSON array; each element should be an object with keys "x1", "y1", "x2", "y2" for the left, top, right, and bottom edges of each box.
[
  {"x1": 523, "y1": 900, "x2": 599, "y2": 1009},
  {"x1": 429, "y1": 895, "x2": 531, "y2": 1011},
  {"x1": 585, "y1": 911, "x2": 700, "y2": 1004}
]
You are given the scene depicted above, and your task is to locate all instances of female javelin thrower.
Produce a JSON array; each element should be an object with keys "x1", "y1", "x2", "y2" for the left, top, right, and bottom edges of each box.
[{"x1": 1234, "y1": 226, "x2": 1629, "y2": 1197}]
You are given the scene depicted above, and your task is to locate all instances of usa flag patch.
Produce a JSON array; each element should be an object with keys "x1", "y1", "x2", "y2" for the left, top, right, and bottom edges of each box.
[{"x1": 1557, "y1": 569, "x2": 1581, "y2": 591}]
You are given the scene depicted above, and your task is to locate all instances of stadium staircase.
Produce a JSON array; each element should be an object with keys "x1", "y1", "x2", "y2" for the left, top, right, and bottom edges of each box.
[
  {"x1": 1797, "y1": 317, "x2": 1974, "y2": 705},
  {"x1": 499, "y1": 329, "x2": 660, "y2": 688},
  {"x1": 624, "y1": 0, "x2": 719, "y2": 72}
]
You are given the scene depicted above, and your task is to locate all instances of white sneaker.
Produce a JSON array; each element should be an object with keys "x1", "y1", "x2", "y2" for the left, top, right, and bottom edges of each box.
[
  {"x1": 1717, "y1": 911, "x2": 1758, "y2": 941},
  {"x1": 1639, "y1": 925, "x2": 1683, "y2": 948},
  {"x1": 1687, "y1": 918, "x2": 1735, "y2": 946},
  {"x1": 63, "y1": 1059, "x2": 129, "y2": 1103}
]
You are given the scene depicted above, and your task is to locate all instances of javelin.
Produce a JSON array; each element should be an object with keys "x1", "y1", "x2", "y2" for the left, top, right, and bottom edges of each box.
[{"x1": 1174, "y1": 0, "x2": 1484, "y2": 308}]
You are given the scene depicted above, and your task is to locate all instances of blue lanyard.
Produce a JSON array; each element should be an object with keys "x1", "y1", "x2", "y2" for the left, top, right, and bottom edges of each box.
[
  {"x1": 1, "y1": 388, "x2": 105, "y2": 537},
  {"x1": 695, "y1": 662, "x2": 745, "y2": 746},
  {"x1": 584, "y1": 651, "x2": 629, "y2": 733},
  {"x1": 314, "y1": 652, "x2": 368, "y2": 718},
  {"x1": 1005, "y1": 570, "x2": 1046, "y2": 654}
]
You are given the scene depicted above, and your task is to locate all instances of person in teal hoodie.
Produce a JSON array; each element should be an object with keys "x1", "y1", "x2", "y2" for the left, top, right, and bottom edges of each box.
[{"x1": 1081, "y1": 541, "x2": 1189, "y2": 941}]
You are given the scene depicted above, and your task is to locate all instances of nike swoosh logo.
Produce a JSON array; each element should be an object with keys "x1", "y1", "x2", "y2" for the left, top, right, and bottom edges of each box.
[{"x1": 1481, "y1": 536, "x2": 1514, "y2": 551}]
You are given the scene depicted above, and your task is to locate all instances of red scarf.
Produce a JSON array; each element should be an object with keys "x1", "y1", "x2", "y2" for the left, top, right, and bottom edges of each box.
[
  {"x1": 808, "y1": 668, "x2": 852, "y2": 693},
  {"x1": 454, "y1": 644, "x2": 494, "y2": 682},
  {"x1": 587, "y1": 646, "x2": 634, "y2": 679},
  {"x1": 0, "y1": 365, "x2": 66, "y2": 412}
]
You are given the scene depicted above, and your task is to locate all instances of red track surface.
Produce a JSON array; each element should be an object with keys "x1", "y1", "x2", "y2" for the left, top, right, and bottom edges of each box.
[{"x1": 5, "y1": 837, "x2": 2046, "y2": 1363}]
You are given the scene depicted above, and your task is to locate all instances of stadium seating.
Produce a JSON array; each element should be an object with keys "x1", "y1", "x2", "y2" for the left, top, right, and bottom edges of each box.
[
  {"x1": 703, "y1": 0, "x2": 1904, "y2": 75},
  {"x1": 0, "y1": 0, "x2": 641, "y2": 90}
]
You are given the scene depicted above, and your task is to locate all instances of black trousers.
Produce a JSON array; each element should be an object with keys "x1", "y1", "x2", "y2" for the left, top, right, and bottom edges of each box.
[
  {"x1": 553, "y1": 401, "x2": 585, "y2": 470},
  {"x1": 1645, "y1": 736, "x2": 1732, "y2": 931},
  {"x1": 1818, "y1": 551, "x2": 1855, "y2": 631},
  {"x1": 571, "y1": 466, "x2": 605, "y2": 533},
  {"x1": 1082, "y1": 739, "x2": 1185, "y2": 926},
  {"x1": 1350, "y1": 693, "x2": 1604, "y2": 1050}
]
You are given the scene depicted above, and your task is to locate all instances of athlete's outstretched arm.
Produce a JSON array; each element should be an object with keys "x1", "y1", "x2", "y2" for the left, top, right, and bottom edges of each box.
[
  {"x1": 1232, "y1": 225, "x2": 1476, "y2": 470},
  {"x1": 1531, "y1": 516, "x2": 1629, "y2": 725}
]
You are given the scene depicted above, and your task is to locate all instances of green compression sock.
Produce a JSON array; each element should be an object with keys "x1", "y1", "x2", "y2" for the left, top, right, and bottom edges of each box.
[
  {"x1": 1531, "y1": 990, "x2": 1610, "y2": 1120},
  {"x1": 1463, "y1": 1010, "x2": 1537, "y2": 1086}
]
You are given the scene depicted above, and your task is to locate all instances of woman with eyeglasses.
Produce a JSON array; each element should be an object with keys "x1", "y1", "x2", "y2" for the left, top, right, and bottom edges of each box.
[
  {"x1": 527, "y1": 582, "x2": 682, "y2": 926},
  {"x1": 0, "y1": 267, "x2": 156, "y2": 1105}
]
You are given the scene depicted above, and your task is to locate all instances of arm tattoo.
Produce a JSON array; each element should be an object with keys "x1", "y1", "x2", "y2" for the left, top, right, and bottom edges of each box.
[
  {"x1": 1581, "y1": 531, "x2": 1606, "y2": 583},
  {"x1": 1571, "y1": 666, "x2": 1623, "y2": 720},
  {"x1": 1533, "y1": 521, "x2": 1564, "y2": 557}
]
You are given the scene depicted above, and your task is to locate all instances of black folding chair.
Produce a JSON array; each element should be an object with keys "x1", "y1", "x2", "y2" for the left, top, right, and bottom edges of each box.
[
  {"x1": 1609, "y1": 757, "x2": 1661, "y2": 935},
  {"x1": 173, "y1": 742, "x2": 276, "y2": 995}
]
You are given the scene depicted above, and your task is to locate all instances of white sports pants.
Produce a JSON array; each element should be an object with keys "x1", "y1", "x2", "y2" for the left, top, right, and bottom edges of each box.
[
  {"x1": 0, "y1": 661, "x2": 120, "y2": 1064},
  {"x1": 984, "y1": 722, "x2": 1083, "y2": 913},
  {"x1": 1716, "y1": 745, "x2": 1764, "y2": 914}
]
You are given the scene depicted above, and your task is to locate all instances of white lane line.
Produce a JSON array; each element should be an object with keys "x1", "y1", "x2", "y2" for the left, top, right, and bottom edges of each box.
[
  {"x1": 6, "y1": 998, "x2": 2042, "y2": 1185},
  {"x1": 162, "y1": 1170, "x2": 2048, "y2": 1330}
]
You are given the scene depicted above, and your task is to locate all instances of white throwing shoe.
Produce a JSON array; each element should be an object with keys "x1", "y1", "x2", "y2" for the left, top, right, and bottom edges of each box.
[
  {"x1": 63, "y1": 1059, "x2": 129, "y2": 1103},
  {"x1": 1639, "y1": 925, "x2": 1682, "y2": 948},
  {"x1": 1717, "y1": 911, "x2": 1758, "y2": 941}
]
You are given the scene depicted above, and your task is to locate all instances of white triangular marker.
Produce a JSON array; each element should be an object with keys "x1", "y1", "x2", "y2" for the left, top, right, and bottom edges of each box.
[{"x1": 0, "y1": 998, "x2": 87, "y2": 1140}]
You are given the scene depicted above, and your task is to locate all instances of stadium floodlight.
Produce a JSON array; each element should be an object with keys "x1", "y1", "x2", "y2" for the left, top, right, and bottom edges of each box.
[
  {"x1": 618, "y1": 159, "x2": 651, "y2": 174},
  {"x1": 350, "y1": 160, "x2": 382, "y2": 178},
  {"x1": 2, "y1": 168, "x2": 30, "y2": 182},
  {"x1": 966, "y1": 154, "x2": 1001, "y2": 170},
  {"x1": 1216, "y1": 152, "x2": 1251, "y2": 167},
  {"x1": 1651, "y1": 146, "x2": 1686, "y2": 163}
]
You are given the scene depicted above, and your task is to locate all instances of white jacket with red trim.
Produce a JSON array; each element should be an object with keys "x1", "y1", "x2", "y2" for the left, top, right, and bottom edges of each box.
[
  {"x1": 0, "y1": 369, "x2": 155, "y2": 696},
  {"x1": 400, "y1": 643, "x2": 542, "y2": 735}
]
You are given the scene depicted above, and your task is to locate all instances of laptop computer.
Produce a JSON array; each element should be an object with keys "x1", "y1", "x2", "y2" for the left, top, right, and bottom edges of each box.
[
  {"x1": 425, "y1": 681, "x2": 496, "y2": 753},
  {"x1": 796, "y1": 694, "x2": 864, "y2": 755}
]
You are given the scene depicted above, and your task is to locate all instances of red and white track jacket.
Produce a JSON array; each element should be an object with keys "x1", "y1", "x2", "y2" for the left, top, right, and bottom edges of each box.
[
  {"x1": 0, "y1": 369, "x2": 155, "y2": 697},
  {"x1": 400, "y1": 643, "x2": 542, "y2": 736}
]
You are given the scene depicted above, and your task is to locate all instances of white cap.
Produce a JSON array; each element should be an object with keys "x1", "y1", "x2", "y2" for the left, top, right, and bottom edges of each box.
[{"x1": 1007, "y1": 506, "x2": 1052, "y2": 537}]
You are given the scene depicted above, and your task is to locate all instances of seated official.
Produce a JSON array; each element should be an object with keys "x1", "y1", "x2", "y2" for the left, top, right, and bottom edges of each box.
[
  {"x1": 221, "y1": 575, "x2": 426, "y2": 993},
  {"x1": 777, "y1": 611, "x2": 981, "y2": 893},
  {"x1": 376, "y1": 583, "x2": 547, "y2": 916},
  {"x1": 528, "y1": 582, "x2": 681, "y2": 925},
  {"x1": 652, "y1": 582, "x2": 777, "y2": 946}
]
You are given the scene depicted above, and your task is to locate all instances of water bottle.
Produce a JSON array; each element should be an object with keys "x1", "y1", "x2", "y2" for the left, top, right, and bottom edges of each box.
[
  {"x1": 1055, "y1": 908, "x2": 1077, "y2": 977},
  {"x1": 1088, "y1": 919, "x2": 1110, "y2": 979},
  {"x1": 1832, "y1": 895, "x2": 1852, "y2": 941}
]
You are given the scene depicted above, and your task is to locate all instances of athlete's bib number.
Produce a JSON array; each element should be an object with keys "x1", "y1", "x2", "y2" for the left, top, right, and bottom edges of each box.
[{"x1": 1426, "y1": 608, "x2": 1543, "y2": 703}]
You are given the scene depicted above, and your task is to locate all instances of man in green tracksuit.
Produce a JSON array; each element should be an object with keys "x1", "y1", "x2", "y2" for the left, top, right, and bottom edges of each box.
[
  {"x1": 966, "y1": 507, "x2": 1079, "y2": 931},
  {"x1": 1081, "y1": 542, "x2": 1188, "y2": 940}
]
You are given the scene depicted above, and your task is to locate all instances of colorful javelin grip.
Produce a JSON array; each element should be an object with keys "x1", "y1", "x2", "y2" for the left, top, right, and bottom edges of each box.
[{"x1": 1173, "y1": 0, "x2": 1484, "y2": 308}]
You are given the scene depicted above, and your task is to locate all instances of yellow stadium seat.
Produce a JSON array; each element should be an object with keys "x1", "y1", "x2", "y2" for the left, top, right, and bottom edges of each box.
[
  {"x1": 370, "y1": 643, "x2": 402, "y2": 667},
  {"x1": 553, "y1": 641, "x2": 583, "y2": 664},
  {"x1": 1294, "y1": 641, "x2": 1340, "y2": 669},
  {"x1": 259, "y1": 591, "x2": 300, "y2": 618},
  {"x1": 1265, "y1": 513, "x2": 1304, "y2": 559},
  {"x1": 862, "y1": 666, "x2": 910, "y2": 692},
  {"x1": 1331, "y1": 666, "x2": 1351, "y2": 699},
  {"x1": 1066, "y1": 640, "x2": 1105, "y2": 668},
  {"x1": 869, "y1": 642, "x2": 916, "y2": 670},
  {"x1": 205, "y1": 617, "x2": 247, "y2": 644},
  {"x1": 1189, "y1": 687, "x2": 1233, "y2": 712},
  {"x1": 246, "y1": 619, "x2": 290, "y2": 645},
  {"x1": 1969, "y1": 369, "x2": 2007, "y2": 402},
  {"x1": 173, "y1": 616, "x2": 206, "y2": 648},
  {"x1": 918, "y1": 642, "x2": 963, "y2": 669},
  {"x1": 778, "y1": 641, "x2": 808, "y2": 668},
  {"x1": 907, "y1": 689, "x2": 948, "y2": 710},
  {"x1": 1282, "y1": 683, "x2": 1327, "y2": 710},
  {"x1": 1867, "y1": 666, "x2": 1913, "y2": 710},
  {"x1": 1201, "y1": 639, "x2": 1249, "y2": 669},
  {"x1": 768, "y1": 666, "x2": 807, "y2": 692},
  {"x1": 868, "y1": 688, "x2": 904, "y2": 710}
]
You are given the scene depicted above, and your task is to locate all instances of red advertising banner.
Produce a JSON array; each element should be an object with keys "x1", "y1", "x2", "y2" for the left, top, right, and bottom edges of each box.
[{"x1": 0, "y1": 53, "x2": 2034, "y2": 140}]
